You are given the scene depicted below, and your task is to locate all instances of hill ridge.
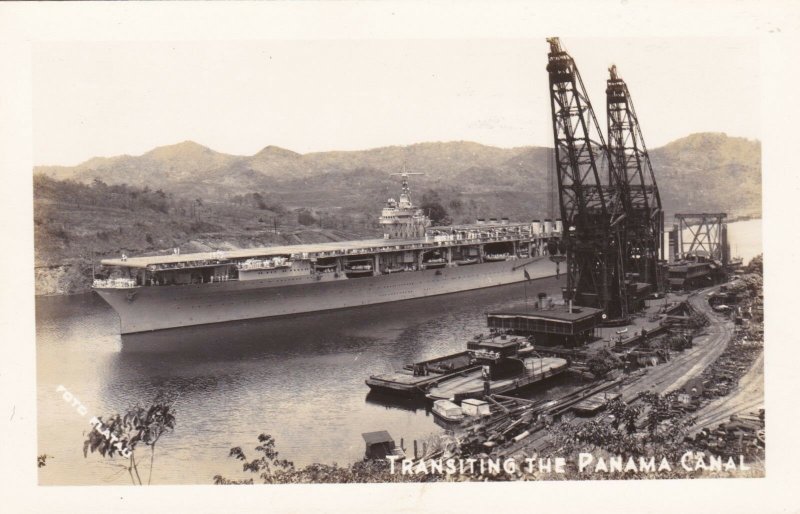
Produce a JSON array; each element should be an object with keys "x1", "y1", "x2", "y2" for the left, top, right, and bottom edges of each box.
[{"x1": 33, "y1": 132, "x2": 761, "y2": 221}]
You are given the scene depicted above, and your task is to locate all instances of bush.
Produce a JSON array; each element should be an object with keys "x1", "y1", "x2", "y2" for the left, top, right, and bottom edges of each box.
[{"x1": 297, "y1": 209, "x2": 317, "y2": 226}]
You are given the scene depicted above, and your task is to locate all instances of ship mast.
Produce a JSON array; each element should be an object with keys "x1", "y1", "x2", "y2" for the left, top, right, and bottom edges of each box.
[{"x1": 391, "y1": 167, "x2": 424, "y2": 208}]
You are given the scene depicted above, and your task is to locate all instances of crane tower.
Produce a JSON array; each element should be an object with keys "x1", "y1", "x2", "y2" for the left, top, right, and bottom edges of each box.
[
  {"x1": 545, "y1": 37, "x2": 629, "y2": 321},
  {"x1": 606, "y1": 65, "x2": 664, "y2": 291}
]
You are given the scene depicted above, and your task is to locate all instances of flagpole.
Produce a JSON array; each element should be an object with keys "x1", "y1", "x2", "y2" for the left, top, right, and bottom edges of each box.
[
  {"x1": 524, "y1": 277, "x2": 528, "y2": 310},
  {"x1": 523, "y1": 267, "x2": 530, "y2": 310}
]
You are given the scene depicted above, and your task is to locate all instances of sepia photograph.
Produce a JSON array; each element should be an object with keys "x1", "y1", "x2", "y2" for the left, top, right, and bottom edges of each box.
[
  {"x1": 2, "y1": 1, "x2": 798, "y2": 513},
  {"x1": 32, "y1": 34, "x2": 765, "y2": 484}
]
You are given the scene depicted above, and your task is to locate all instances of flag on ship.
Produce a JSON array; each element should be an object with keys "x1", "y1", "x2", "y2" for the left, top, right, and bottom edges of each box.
[{"x1": 524, "y1": 268, "x2": 531, "y2": 281}]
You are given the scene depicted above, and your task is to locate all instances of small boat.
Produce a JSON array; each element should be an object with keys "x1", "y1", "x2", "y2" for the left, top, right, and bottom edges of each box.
[
  {"x1": 461, "y1": 398, "x2": 491, "y2": 417},
  {"x1": 314, "y1": 262, "x2": 337, "y2": 270},
  {"x1": 454, "y1": 258, "x2": 478, "y2": 266},
  {"x1": 237, "y1": 256, "x2": 292, "y2": 271},
  {"x1": 345, "y1": 263, "x2": 373, "y2": 276},
  {"x1": 346, "y1": 264, "x2": 373, "y2": 271},
  {"x1": 431, "y1": 399, "x2": 464, "y2": 423},
  {"x1": 484, "y1": 253, "x2": 510, "y2": 262}
]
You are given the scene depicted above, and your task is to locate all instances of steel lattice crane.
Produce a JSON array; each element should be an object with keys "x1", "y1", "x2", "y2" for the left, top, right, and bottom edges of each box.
[
  {"x1": 546, "y1": 37, "x2": 629, "y2": 321},
  {"x1": 606, "y1": 65, "x2": 664, "y2": 291}
]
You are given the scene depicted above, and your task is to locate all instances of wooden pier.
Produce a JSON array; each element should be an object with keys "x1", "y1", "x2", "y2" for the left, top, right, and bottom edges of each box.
[{"x1": 572, "y1": 391, "x2": 622, "y2": 416}]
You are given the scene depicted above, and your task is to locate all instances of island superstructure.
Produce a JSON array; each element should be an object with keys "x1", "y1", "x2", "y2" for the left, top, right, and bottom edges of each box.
[{"x1": 93, "y1": 172, "x2": 563, "y2": 334}]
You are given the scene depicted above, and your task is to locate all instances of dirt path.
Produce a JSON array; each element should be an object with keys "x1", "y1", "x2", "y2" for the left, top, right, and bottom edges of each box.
[{"x1": 619, "y1": 287, "x2": 735, "y2": 400}]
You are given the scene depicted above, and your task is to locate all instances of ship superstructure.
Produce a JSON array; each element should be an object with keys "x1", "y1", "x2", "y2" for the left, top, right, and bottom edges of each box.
[
  {"x1": 93, "y1": 173, "x2": 562, "y2": 334},
  {"x1": 379, "y1": 171, "x2": 430, "y2": 239}
]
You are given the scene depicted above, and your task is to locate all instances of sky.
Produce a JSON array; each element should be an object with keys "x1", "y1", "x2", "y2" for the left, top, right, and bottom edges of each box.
[{"x1": 32, "y1": 37, "x2": 760, "y2": 166}]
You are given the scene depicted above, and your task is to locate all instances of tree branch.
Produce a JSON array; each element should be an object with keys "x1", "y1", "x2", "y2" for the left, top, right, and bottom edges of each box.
[
  {"x1": 148, "y1": 443, "x2": 157, "y2": 485},
  {"x1": 131, "y1": 452, "x2": 143, "y2": 485}
]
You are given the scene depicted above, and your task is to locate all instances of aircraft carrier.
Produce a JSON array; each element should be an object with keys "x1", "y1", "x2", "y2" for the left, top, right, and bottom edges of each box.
[{"x1": 93, "y1": 173, "x2": 563, "y2": 334}]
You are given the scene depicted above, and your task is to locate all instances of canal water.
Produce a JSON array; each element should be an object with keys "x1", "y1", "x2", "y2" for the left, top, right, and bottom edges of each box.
[
  {"x1": 36, "y1": 220, "x2": 762, "y2": 485},
  {"x1": 724, "y1": 218, "x2": 763, "y2": 265}
]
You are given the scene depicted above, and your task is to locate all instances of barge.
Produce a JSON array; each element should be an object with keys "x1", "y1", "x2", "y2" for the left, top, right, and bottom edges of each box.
[
  {"x1": 425, "y1": 356, "x2": 569, "y2": 402},
  {"x1": 365, "y1": 351, "x2": 477, "y2": 396},
  {"x1": 365, "y1": 334, "x2": 533, "y2": 396},
  {"x1": 426, "y1": 334, "x2": 568, "y2": 401}
]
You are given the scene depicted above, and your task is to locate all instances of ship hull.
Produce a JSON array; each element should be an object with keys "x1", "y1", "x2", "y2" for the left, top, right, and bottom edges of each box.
[{"x1": 95, "y1": 256, "x2": 557, "y2": 334}]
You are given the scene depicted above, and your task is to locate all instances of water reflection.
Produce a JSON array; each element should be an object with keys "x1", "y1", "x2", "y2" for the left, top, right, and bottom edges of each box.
[
  {"x1": 117, "y1": 281, "x2": 537, "y2": 352},
  {"x1": 364, "y1": 390, "x2": 430, "y2": 413},
  {"x1": 119, "y1": 313, "x2": 374, "y2": 356}
]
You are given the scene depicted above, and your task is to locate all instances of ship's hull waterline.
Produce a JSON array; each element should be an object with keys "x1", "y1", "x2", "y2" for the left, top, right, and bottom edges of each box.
[{"x1": 95, "y1": 256, "x2": 557, "y2": 334}]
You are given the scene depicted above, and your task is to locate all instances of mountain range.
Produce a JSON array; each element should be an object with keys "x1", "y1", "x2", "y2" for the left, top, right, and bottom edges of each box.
[{"x1": 34, "y1": 132, "x2": 762, "y2": 221}]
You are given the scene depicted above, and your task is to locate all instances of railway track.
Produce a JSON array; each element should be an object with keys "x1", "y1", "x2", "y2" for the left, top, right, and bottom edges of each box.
[
  {"x1": 504, "y1": 285, "x2": 738, "y2": 456},
  {"x1": 690, "y1": 352, "x2": 764, "y2": 431},
  {"x1": 620, "y1": 287, "x2": 734, "y2": 401}
]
